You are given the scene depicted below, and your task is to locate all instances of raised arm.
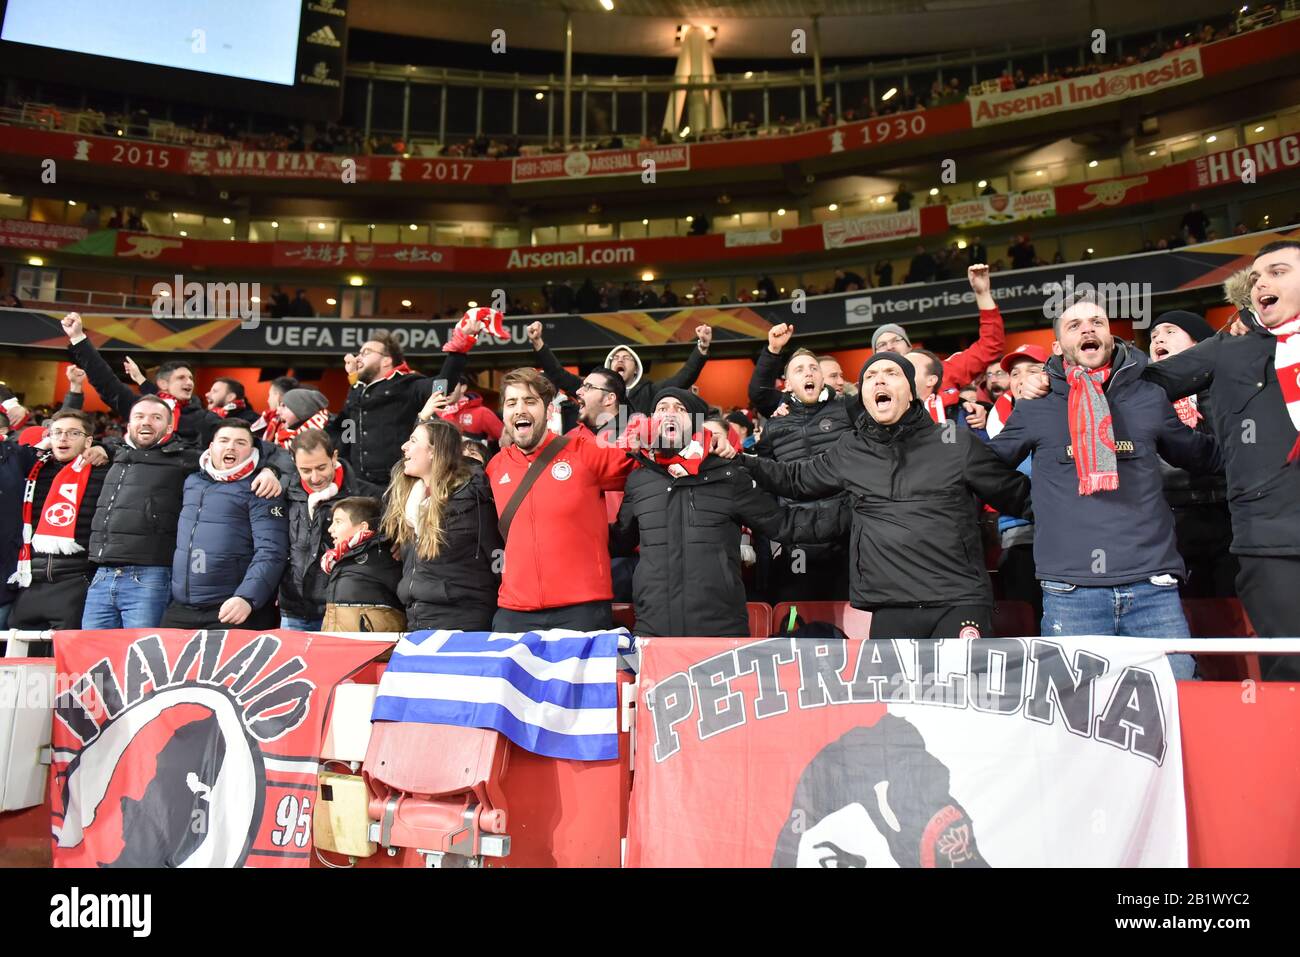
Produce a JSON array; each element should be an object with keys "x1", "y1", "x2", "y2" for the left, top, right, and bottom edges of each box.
[
  {"x1": 1140, "y1": 335, "x2": 1220, "y2": 401},
  {"x1": 940, "y1": 265, "x2": 1006, "y2": 394},
  {"x1": 526, "y1": 321, "x2": 584, "y2": 395},
  {"x1": 735, "y1": 476, "x2": 849, "y2": 545},
  {"x1": 62, "y1": 313, "x2": 140, "y2": 419},
  {"x1": 740, "y1": 442, "x2": 845, "y2": 501},
  {"x1": 649, "y1": 325, "x2": 712, "y2": 392},
  {"x1": 749, "y1": 323, "x2": 794, "y2": 418}
]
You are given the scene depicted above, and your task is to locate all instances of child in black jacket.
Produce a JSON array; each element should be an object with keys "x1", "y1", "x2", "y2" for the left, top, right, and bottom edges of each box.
[{"x1": 319, "y1": 497, "x2": 406, "y2": 633}]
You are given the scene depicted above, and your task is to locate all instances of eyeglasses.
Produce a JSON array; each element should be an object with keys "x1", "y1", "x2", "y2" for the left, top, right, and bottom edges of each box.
[
  {"x1": 577, "y1": 382, "x2": 614, "y2": 395},
  {"x1": 49, "y1": 429, "x2": 87, "y2": 440},
  {"x1": 358, "y1": 347, "x2": 388, "y2": 358}
]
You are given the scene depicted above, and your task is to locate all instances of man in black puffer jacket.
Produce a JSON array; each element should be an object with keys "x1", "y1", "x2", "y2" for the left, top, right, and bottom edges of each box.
[
  {"x1": 748, "y1": 322, "x2": 855, "y2": 600},
  {"x1": 743, "y1": 354, "x2": 1031, "y2": 639},
  {"x1": 8, "y1": 410, "x2": 108, "y2": 629},
  {"x1": 613, "y1": 387, "x2": 821, "y2": 638},
  {"x1": 280, "y1": 429, "x2": 382, "y2": 631},
  {"x1": 163, "y1": 420, "x2": 289, "y2": 630}
]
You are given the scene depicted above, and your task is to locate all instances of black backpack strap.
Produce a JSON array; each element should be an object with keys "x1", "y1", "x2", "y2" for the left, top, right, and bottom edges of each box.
[{"x1": 498, "y1": 434, "x2": 572, "y2": 541}]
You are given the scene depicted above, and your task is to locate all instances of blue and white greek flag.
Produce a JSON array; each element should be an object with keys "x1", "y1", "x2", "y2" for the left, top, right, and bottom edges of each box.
[{"x1": 371, "y1": 629, "x2": 631, "y2": 761}]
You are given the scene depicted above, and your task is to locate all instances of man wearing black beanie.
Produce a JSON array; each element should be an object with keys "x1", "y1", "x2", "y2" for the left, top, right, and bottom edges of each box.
[
  {"x1": 740, "y1": 351, "x2": 1032, "y2": 639},
  {"x1": 1149, "y1": 310, "x2": 1237, "y2": 601}
]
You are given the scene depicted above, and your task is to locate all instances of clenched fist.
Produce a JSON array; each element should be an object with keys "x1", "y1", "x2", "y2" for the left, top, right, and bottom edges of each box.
[
  {"x1": 526, "y1": 321, "x2": 544, "y2": 350},
  {"x1": 695, "y1": 323, "x2": 713, "y2": 354},
  {"x1": 122, "y1": 355, "x2": 146, "y2": 385},
  {"x1": 65, "y1": 365, "x2": 87, "y2": 390},
  {"x1": 61, "y1": 312, "x2": 85, "y2": 343},
  {"x1": 767, "y1": 323, "x2": 794, "y2": 355},
  {"x1": 343, "y1": 353, "x2": 360, "y2": 376}
]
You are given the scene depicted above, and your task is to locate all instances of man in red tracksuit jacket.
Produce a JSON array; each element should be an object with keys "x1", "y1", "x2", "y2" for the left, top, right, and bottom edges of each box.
[
  {"x1": 486, "y1": 367, "x2": 635, "y2": 632},
  {"x1": 870, "y1": 264, "x2": 1005, "y2": 409}
]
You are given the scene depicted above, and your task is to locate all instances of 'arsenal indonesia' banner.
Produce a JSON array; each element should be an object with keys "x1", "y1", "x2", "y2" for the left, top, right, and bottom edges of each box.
[
  {"x1": 49, "y1": 629, "x2": 389, "y2": 868},
  {"x1": 628, "y1": 636, "x2": 1186, "y2": 867}
]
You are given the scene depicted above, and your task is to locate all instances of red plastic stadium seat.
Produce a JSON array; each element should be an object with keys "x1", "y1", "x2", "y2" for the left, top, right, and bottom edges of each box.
[
  {"x1": 611, "y1": 603, "x2": 636, "y2": 630},
  {"x1": 747, "y1": 602, "x2": 773, "y2": 638},
  {"x1": 1181, "y1": 598, "x2": 1262, "y2": 682},
  {"x1": 771, "y1": 601, "x2": 873, "y2": 639},
  {"x1": 993, "y1": 601, "x2": 1037, "y2": 638},
  {"x1": 363, "y1": 722, "x2": 510, "y2": 862}
]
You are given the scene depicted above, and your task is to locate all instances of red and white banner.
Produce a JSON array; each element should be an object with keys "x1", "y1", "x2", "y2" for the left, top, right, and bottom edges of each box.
[
  {"x1": 49, "y1": 629, "x2": 388, "y2": 868},
  {"x1": 724, "y1": 227, "x2": 784, "y2": 248},
  {"x1": 0, "y1": 220, "x2": 88, "y2": 250},
  {"x1": 969, "y1": 47, "x2": 1204, "y2": 127},
  {"x1": 511, "y1": 145, "x2": 690, "y2": 183},
  {"x1": 823, "y1": 209, "x2": 921, "y2": 250},
  {"x1": 627, "y1": 635, "x2": 1186, "y2": 867},
  {"x1": 1193, "y1": 133, "x2": 1300, "y2": 188},
  {"x1": 946, "y1": 189, "x2": 1056, "y2": 227}
]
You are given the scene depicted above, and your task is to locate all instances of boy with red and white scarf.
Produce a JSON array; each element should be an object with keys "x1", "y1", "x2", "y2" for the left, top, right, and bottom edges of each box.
[
  {"x1": 318, "y1": 496, "x2": 404, "y2": 633},
  {"x1": 990, "y1": 298, "x2": 1220, "y2": 679},
  {"x1": 6, "y1": 410, "x2": 108, "y2": 629},
  {"x1": 1140, "y1": 241, "x2": 1300, "y2": 679}
]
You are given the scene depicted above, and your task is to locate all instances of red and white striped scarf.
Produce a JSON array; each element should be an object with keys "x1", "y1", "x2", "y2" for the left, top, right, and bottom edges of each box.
[
  {"x1": 273, "y1": 408, "x2": 330, "y2": 449},
  {"x1": 212, "y1": 397, "x2": 247, "y2": 418},
  {"x1": 924, "y1": 393, "x2": 947, "y2": 424},
  {"x1": 320, "y1": 528, "x2": 375, "y2": 575},
  {"x1": 199, "y1": 447, "x2": 260, "y2": 482},
  {"x1": 1268, "y1": 315, "x2": 1300, "y2": 463},
  {"x1": 8, "y1": 453, "x2": 92, "y2": 587},
  {"x1": 303, "y1": 463, "x2": 344, "y2": 519},
  {"x1": 985, "y1": 393, "x2": 1015, "y2": 438},
  {"x1": 155, "y1": 390, "x2": 184, "y2": 438},
  {"x1": 1172, "y1": 394, "x2": 1202, "y2": 429}
]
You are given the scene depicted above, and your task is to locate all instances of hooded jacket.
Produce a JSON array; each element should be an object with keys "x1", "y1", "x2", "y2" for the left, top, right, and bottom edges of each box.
[
  {"x1": 438, "y1": 392, "x2": 504, "y2": 442},
  {"x1": 989, "y1": 340, "x2": 1221, "y2": 585},
  {"x1": 532, "y1": 341, "x2": 709, "y2": 416},
  {"x1": 744, "y1": 401, "x2": 1031, "y2": 610}
]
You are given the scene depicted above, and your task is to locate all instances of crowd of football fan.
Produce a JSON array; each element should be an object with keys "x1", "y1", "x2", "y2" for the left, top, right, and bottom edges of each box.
[{"x1": 2, "y1": 241, "x2": 1298, "y2": 678}]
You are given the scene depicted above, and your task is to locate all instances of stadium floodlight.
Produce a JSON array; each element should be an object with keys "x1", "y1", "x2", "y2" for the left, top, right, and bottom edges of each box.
[
  {"x1": 881, "y1": 87, "x2": 897, "y2": 101},
  {"x1": 600, "y1": 0, "x2": 614, "y2": 10}
]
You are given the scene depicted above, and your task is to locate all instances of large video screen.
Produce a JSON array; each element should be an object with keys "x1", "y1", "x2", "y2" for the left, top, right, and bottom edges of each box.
[{"x1": 1, "y1": 0, "x2": 303, "y2": 86}]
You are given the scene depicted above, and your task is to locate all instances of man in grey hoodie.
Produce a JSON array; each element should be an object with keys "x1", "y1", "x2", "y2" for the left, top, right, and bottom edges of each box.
[{"x1": 525, "y1": 321, "x2": 714, "y2": 416}]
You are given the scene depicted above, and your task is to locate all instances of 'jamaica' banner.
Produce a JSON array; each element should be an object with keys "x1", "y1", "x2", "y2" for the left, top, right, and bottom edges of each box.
[
  {"x1": 49, "y1": 629, "x2": 388, "y2": 868},
  {"x1": 627, "y1": 636, "x2": 1186, "y2": 867}
]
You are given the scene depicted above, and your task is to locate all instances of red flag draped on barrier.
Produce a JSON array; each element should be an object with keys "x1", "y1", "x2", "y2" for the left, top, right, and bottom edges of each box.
[{"x1": 48, "y1": 629, "x2": 389, "y2": 868}]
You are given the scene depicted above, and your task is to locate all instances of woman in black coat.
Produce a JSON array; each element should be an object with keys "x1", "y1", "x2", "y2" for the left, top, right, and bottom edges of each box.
[{"x1": 380, "y1": 418, "x2": 501, "y2": 630}]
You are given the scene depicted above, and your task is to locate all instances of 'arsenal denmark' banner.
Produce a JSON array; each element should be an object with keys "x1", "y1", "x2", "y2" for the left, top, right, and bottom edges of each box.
[
  {"x1": 628, "y1": 636, "x2": 1186, "y2": 867},
  {"x1": 49, "y1": 629, "x2": 389, "y2": 868}
]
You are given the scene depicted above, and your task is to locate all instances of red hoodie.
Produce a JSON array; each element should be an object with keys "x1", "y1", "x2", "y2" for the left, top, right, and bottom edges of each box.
[
  {"x1": 439, "y1": 393, "x2": 504, "y2": 441},
  {"x1": 486, "y1": 429, "x2": 635, "y2": 611}
]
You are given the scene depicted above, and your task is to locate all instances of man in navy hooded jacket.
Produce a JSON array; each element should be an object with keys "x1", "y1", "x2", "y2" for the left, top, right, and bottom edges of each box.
[
  {"x1": 989, "y1": 294, "x2": 1220, "y2": 678},
  {"x1": 162, "y1": 419, "x2": 288, "y2": 630}
]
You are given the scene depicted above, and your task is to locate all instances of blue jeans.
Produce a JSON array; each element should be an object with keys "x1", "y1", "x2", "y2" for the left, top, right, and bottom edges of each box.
[
  {"x1": 280, "y1": 614, "x2": 323, "y2": 632},
  {"x1": 1041, "y1": 578, "x2": 1196, "y2": 680},
  {"x1": 82, "y1": 566, "x2": 173, "y2": 630}
]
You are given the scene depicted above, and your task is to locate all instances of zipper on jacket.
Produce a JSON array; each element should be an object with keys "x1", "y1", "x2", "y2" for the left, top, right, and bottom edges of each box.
[{"x1": 183, "y1": 481, "x2": 208, "y2": 605}]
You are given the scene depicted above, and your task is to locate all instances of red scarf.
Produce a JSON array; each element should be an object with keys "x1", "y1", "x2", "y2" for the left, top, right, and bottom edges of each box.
[
  {"x1": 1172, "y1": 395, "x2": 1202, "y2": 429},
  {"x1": 320, "y1": 528, "x2": 375, "y2": 575},
  {"x1": 374, "y1": 362, "x2": 413, "y2": 384},
  {"x1": 273, "y1": 408, "x2": 331, "y2": 449},
  {"x1": 645, "y1": 427, "x2": 709, "y2": 478},
  {"x1": 212, "y1": 397, "x2": 247, "y2": 418},
  {"x1": 303, "y1": 464, "x2": 344, "y2": 518},
  {"x1": 985, "y1": 393, "x2": 1015, "y2": 438},
  {"x1": 924, "y1": 393, "x2": 947, "y2": 424},
  {"x1": 1267, "y1": 314, "x2": 1300, "y2": 463},
  {"x1": 8, "y1": 453, "x2": 93, "y2": 587},
  {"x1": 438, "y1": 395, "x2": 473, "y2": 422},
  {"x1": 1065, "y1": 361, "x2": 1117, "y2": 495},
  {"x1": 155, "y1": 390, "x2": 184, "y2": 438}
]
